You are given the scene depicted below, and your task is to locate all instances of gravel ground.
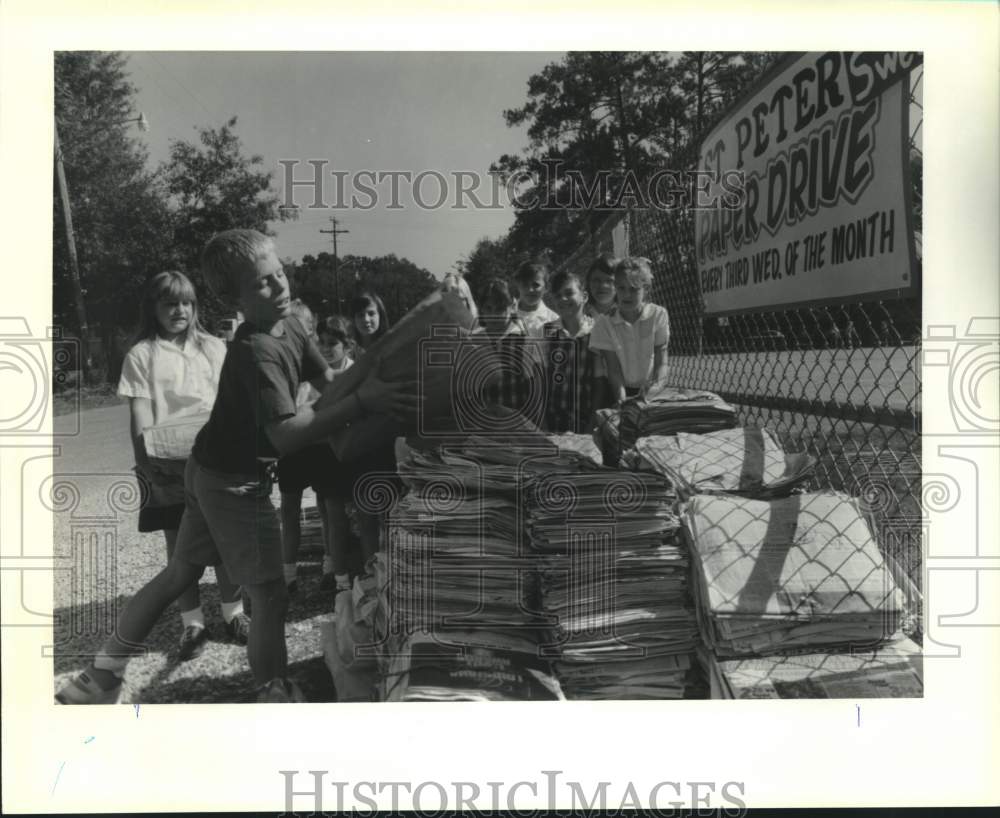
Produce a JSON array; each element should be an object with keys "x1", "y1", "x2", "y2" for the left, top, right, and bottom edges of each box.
[{"x1": 52, "y1": 403, "x2": 338, "y2": 703}]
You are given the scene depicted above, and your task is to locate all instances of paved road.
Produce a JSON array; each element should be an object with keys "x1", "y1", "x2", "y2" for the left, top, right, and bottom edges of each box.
[{"x1": 52, "y1": 403, "x2": 335, "y2": 704}]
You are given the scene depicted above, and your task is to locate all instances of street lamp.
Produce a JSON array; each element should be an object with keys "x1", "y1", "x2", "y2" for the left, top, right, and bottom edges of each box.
[{"x1": 54, "y1": 112, "x2": 149, "y2": 382}]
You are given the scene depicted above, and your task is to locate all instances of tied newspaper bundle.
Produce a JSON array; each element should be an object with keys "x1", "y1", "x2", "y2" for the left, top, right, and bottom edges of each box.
[
  {"x1": 634, "y1": 427, "x2": 815, "y2": 500},
  {"x1": 593, "y1": 386, "x2": 738, "y2": 467},
  {"x1": 320, "y1": 573, "x2": 382, "y2": 702},
  {"x1": 619, "y1": 385, "x2": 740, "y2": 445},
  {"x1": 397, "y1": 433, "x2": 601, "y2": 499},
  {"x1": 312, "y1": 287, "x2": 480, "y2": 461},
  {"x1": 545, "y1": 432, "x2": 603, "y2": 465},
  {"x1": 526, "y1": 447, "x2": 700, "y2": 699},
  {"x1": 383, "y1": 631, "x2": 564, "y2": 702},
  {"x1": 376, "y1": 435, "x2": 572, "y2": 701},
  {"x1": 682, "y1": 491, "x2": 921, "y2": 698},
  {"x1": 709, "y1": 637, "x2": 923, "y2": 699}
]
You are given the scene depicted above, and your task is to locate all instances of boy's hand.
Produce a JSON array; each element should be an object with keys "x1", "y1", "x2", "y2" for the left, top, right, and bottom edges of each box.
[{"x1": 356, "y1": 372, "x2": 421, "y2": 422}]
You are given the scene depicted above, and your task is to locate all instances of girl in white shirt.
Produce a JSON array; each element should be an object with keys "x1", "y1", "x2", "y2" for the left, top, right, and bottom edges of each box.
[
  {"x1": 118, "y1": 271, "x2": 246, "y2": 660},
  {"x1": 589, "y1": 257, "x2": 671, "y2": 404}
]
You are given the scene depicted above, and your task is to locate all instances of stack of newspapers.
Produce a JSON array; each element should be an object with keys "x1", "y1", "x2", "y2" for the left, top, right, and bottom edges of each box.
[
  {"x1": 592, "y1": 387, "x2": 739, "y2": 467},
  {"x1": 618, "y1": 387, "x2": 739, "y2": 449},
  {"x1": 378, "y1": 437, "x2": 573, "y2": 701},
  {"x1": 382, "y1": 630, "x2": 564, "y2": 702},
  {"x1": 706, "y1": 637, "x2": 923, "y2": 699},
  {"x1": 526, "y1": 456, "x2": 700, "y2": 699},
  {"x1": 682, "y1": 491, "x2": 922, "y2": 698},
  {"x1": 634, "y1": 427, "x2": 815, "y2": 500}
]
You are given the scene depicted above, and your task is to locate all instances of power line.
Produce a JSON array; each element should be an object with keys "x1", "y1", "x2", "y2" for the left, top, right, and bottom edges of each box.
[
  {"x1": 319, "y1": 216, "x2": 349, "y2": 259},
  {"x1": 130, "y1": 59, "x2": 187, "y2": 114},
  {"x1": 148, "y1": 54, "x2": 216, "y2": 120}
]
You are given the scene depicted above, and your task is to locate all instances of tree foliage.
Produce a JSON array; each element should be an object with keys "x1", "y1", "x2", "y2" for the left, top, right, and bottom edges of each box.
[
  {"x1": 161, "y1": 116, "x2": 295, "y2": 326},
  {"x1": 53, "y1": 54, "x2": 297, "y2": 381},
  {"x1": 453, "y1": 235, "x2": 529, "y2": 299},
  {"x1": 491, "y1": 51, "x2": 783, "y2": 268},
  {"x1": 286, "y1": 252, "x2": 438, "y2": 326},
  {"x1": 53, "y1": 52, "x2": 174, "y2": 365}
]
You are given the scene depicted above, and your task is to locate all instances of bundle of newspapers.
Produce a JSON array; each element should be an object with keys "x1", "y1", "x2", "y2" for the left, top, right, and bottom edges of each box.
[
  {"x1": 592, "y1": 387, "x2": 738, "y2": 467},
  {"x1": 378, "y1": 436, "x2": 575, "y2": 701},
  {"x1": 382, "y1": 630, "x2": 564, "y2": 702},
  {"x1": 618, "y1": 386, "x2": 739, "y2": 449},
  {"x1": 703, "y1": 637, "x2": 923, "y2": 699},
  {"x1": 634, "y1": 427, "x2": 815, "y2": 500},
  {"x1": 525, "y1": 455, "x2": 700, "y2": 699},
  {"x1": 682, "y1": 491, "x2": 921, "y2": 698},
  {"x1": 592, "y1": 408, "x2": 623, "y2": 467}
]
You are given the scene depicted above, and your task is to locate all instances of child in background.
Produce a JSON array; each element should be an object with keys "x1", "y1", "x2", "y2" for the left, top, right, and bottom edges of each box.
[
  {"x1": 513, "y1": 261, "x2": 559, "y2": 338},
  {"x1": 314, "y1": 315, "x2": 357, "y2": 591},
  {"x1": 117, "y1": 271, "x2": 247, "y2": 660},
  {"x1": 586, "y1": 252, "x2": 619, "y2": 317},
  {"x1": 475, "y1": 276, "x2": 545, "y2": 427},
  {"x1": 277, "y1": 300, "x2": 341, "y2": 596},
  {"x1": 542, "y1": 270, "x2": 601, "y2": 434},
  {"x1": 57, "y1": 230, "x2": 416, "y2": 704},
  {"x1": 585, "y1": 253, "x2": 619, "y2": 409},
  {"x1": 589, "y1": 257, "x2": 670, "y2": 405},
  {"x1": 348, "y1": 291, "x2": 395, "y2": 570},
  {"x1": 320, "y1": 315, "x2": 359, "y2": 368},
  {"x1": 352, "y1": 291, "x2": 389, "y2": 353}
]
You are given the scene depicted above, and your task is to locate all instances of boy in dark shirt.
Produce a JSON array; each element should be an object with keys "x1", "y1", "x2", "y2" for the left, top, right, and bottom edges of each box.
[{"x1": 57, "y1": 230, "x2": 416, "y2": 704}]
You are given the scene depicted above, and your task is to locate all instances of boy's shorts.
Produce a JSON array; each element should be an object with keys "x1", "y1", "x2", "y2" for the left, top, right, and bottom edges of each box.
[
  {"x1": 174, "y1": 457, "x2": 283, "y2": 586},
  {"x1": 276, "y1": 444, "x2": 345, "y2": 496}
]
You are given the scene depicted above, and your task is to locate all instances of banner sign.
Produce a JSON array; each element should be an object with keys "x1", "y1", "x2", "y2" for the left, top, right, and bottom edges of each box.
[{"x1": 695, "y1": 52, "x2": 920, "y2": 315}]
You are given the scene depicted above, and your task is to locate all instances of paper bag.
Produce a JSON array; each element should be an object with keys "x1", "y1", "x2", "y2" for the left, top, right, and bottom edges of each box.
[{"x1": 314, "y1": 289, "x2": 492, "y2": 460}]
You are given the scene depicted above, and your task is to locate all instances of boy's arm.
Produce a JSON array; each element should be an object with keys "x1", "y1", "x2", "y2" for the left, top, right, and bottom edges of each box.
[
  {"x1": 650, "y1": 344, "x2": 669, "y2": 385},
  {"x1": 264, "y1": 394, "x2": 361, "y2": 457},
  {"x1": 265, "y1": 370, "x2": 419, "y2": 457},
  {"x1": 309, "y1": 366, "x2": 335, "y2": 392},
  {"x1": 602, "y1": 350, "x2": 627, "y2": 405},
  {"x1": 645, "y1": 307, "x2": 671, "y2": 392}
]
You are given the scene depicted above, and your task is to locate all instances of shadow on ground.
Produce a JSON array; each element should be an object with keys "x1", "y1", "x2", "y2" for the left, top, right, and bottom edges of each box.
[{"x1": 53, "y1": 564, "x2": 341, "y2": 704}]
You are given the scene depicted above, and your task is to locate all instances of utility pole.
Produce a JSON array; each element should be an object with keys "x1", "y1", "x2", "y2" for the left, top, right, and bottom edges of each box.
[
  {"x1": 320, "y1": 217, "x2": 349, "y2": 312},
  {"x1": 53, "y1": 112, "x2": 149, "y2": 384},
  {"x1": 54, "y1": 121, "x2": 93, "y2": 382}
]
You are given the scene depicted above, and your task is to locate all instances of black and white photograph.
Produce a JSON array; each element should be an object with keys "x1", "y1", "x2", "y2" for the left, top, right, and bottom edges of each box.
[
  {"x1": 49, "y1": 49, "x2": 925, "y2": 707},
  {"x1": 2, "y1": 2, "x2": 998, "y2": 814}
]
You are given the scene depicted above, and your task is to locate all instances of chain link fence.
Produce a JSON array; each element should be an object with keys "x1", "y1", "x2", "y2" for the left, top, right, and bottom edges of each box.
[{"x1": 557, "y1": 65, "x2": 924, "y2": 597}]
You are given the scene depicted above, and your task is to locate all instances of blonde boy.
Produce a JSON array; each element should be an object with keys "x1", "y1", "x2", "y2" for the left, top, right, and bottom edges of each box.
[
  {"x1": 513, "y1": 261, "x2": 559, "y2": 338},
  {"x1": 57, "y1": 230, "x2": 415, "y2": 704}
]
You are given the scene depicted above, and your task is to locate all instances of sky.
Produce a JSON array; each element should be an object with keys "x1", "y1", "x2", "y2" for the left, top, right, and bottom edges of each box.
[{"x1": 124, "y1": 52, "x2": 563, "y2": 278}]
